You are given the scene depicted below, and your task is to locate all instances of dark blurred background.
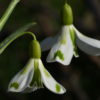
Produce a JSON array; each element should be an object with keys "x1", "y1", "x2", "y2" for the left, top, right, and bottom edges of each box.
[{"x1": 0, "y1": 0, "x2": 100, "y2": 100}]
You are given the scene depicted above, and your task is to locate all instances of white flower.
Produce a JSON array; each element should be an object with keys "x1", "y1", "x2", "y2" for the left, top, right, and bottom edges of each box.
[
  {"x1": 8, "y1": 58, "x2": 66, "y2": 94},
  {"x1": 41, "y1": 25, "x2": 100, "y2": 65}
]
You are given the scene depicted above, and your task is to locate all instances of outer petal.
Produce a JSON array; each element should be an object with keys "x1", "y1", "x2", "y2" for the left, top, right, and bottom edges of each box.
[
  {"x1": 40, "y1": 34, "x2": 59, "y2": 51},
  {"x1": 73, "y1": 26, "x2": 100, "y2": 56},
  {"x1": 8, "y1": 59, "x2": 34, "y2": 92},
  {"x1": 38, "y1": 59, "x2": 66, "y2": 94},
  {"x1": 47, "y1": 26, "x2": 74, "y2": 65}
]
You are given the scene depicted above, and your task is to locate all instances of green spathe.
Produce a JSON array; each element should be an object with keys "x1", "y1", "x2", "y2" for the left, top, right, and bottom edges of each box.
[
  {"x1": 62, "y1": 3, "x2": 73, "y2": 25},
  {"x1": 30, "y1": 40, "x2": 41, "y2": 58}
]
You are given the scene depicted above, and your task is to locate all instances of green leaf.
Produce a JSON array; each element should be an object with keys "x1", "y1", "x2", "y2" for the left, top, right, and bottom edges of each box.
[
  {"x1": 0, "y1": 0, "x2": 20, "y2": 32},
  {"x1": 0, "y1": 22, "x2": 36, "y2": 55}
]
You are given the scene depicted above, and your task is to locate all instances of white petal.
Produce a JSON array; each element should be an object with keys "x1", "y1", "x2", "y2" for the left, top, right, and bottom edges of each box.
[
  {"x1": 73, "y1": 26, "x2": 100, "y2": 56},
  {"x1": 47, "y1": 26, "x2": 74, "y2": 65},
  {"x1": 8, "y1": 59, "x2": 34, "y2": 92},
  {"x1": 38, "y1": 60, "x2": 66, "y2": 94},
  {"x1": 40, "y1": 34, "x2": 59, "y2": 51}
]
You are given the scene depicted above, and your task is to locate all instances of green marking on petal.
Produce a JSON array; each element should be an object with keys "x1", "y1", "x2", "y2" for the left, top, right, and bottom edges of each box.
[
  {"x1": 43, "y1": 68, "x2": 50, "y2": 77},
  {"x1": 60, "y1": 38, "x2": 66, "y2": 44},
  {"x1": 54, "y1": 50, "x2": 64, "y2": 61},
  {"x1": 69, "y1": 26, "x2": 79, "y2": 57},
  {"x1": 20, "y1": 60, "x2": 32, "y2": 75},
  {"x1": 60, "y1": 32, "x2": 66, "y2": 44},
  {"x1": 69, "y1": 27, "x2": 75, "y2": 45},
  {"x1": 74, "y1": 46, "x2": 79, "y2": 57},
  {"x1": 20, "y1": 67, "x2": 28, "y2": 75},
  {"x1": 56, "y1": 84, "x2": 61, "y2": 92},
  {"x1": 10, "y1": 82, "x2": 19, "y2": 89}
]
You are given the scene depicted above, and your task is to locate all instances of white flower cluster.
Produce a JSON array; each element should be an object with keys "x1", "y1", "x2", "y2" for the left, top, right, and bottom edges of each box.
[
  {"x1": 0, "y1": 1, "x2": 100, "y2": 95},
  {"x1": 41, "y1": 25, "x2": 100, "y2": 65}
]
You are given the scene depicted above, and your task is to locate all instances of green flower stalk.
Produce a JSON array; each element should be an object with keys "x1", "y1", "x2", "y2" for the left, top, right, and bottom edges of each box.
[
  {"x1": 0, "y1": 0, "x2": 20, "y2": 32},
  {"x1": 8, "y1": 39, "x2": 66, "y2": 94},
  {"x1": 41, "y1": 3, "x2": 100, "y2": 65}
]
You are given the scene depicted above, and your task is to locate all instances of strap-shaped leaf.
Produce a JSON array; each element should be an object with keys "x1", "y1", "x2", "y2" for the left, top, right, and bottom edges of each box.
[
  {"x1": 0, "y1": 22, "x2": 36, "y2": 54},
  {"x1": 0, "y1": 0, "x2": 20, "y2": 32}
]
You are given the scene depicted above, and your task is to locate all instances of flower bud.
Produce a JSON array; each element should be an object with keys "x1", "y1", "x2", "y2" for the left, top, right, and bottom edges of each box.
[
  {"x1": 29, "y1": 40, "x2": 41, "y2": 58},
  {"x1": 61, "y1": 3, "x2": 73, "y2": 25}
]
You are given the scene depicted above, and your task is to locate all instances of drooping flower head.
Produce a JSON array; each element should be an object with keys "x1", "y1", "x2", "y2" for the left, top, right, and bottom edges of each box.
[
  {"x1": 41, "y1": 3, "x2": 100, "y2": 65},
  {"x1": 8, "y1": 38, "x2": 66, "y2": 94}
]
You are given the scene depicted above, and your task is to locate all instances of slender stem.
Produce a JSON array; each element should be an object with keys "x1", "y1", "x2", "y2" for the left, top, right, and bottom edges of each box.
[
  {"x1": 23, "y1": 32, "x2": 37, "y2": 40},
  {"x1": 64, "y1": 0, "x2": 68, "y2": 3},
  {"x1": 0, "y1": 0, "x2": 20, "y2": 32},
  {"x1": 63, "y1": 0, "x2": 68, "y2": 6},
  {"x1": 0, "y1": 22, "x2": 36, "y2": 55}
]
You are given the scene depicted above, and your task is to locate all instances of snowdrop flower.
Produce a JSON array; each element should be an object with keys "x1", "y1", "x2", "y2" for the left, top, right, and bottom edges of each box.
[
  {"x1": 41, "y1": 3, "x2": 100, "y2": 65},
  {"x1": 8, "y1": 40, "x2": 66, "y2": 94}
]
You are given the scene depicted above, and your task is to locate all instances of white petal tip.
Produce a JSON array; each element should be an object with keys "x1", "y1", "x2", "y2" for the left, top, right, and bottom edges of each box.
[
  {"x1": 51, "y1": 84, "x2": 66, "y2": 94},
  {"x1": 74, "y1": 26, "x2": 100, "y2": 56},
  {"x1": 74, "y1": 55, "x2": 79, "y2": 58}
]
